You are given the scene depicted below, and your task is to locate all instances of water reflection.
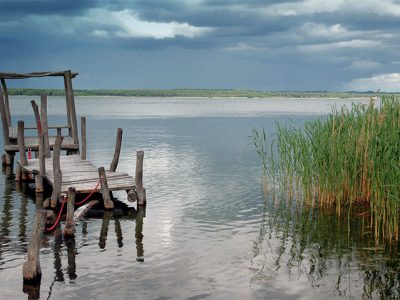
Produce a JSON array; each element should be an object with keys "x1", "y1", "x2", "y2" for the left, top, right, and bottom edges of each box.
[{"x1": 253, "y1": 189, "x2": 400, "y2": 299}]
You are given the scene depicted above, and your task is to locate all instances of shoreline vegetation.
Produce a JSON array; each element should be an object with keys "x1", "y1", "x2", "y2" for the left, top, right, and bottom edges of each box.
[
  {"x1": 253, "y1": 95, "x2": 400, "y2": 242},
  {"x1": 6, "y1": 88, "x2": 392, "y2": 98}
]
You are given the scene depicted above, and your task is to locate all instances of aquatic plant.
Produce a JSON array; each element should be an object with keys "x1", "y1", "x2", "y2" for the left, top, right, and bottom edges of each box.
[{"x1": 253, "y1": 96, "x2": 400, "y2": 242}]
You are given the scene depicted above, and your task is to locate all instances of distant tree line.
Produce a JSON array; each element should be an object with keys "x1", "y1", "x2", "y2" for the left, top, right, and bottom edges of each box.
[{"x1": 7, "y1": 88, "x2": 385, "y2": 98}]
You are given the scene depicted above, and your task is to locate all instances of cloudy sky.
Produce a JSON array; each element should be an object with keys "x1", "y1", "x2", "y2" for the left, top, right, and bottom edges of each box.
[{"x1": 1, "y1": 0, "x2": 400, "y2": 91}]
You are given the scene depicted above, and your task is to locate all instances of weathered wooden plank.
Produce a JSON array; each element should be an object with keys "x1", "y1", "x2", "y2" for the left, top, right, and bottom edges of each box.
[{"x1": 5, "y1": 136, "x2": 78, "y2": 151}]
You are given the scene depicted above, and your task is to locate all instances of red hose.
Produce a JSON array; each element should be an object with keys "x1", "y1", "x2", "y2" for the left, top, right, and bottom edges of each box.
[
  {"x1": 44, "y1": 198, "x2": 67, "y2": 232},
  {"x1": 75, "y1": 180, "x2": 101, "y2": 206}
]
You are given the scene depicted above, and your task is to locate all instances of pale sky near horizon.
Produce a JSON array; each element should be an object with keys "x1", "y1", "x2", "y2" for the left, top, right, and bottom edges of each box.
[{"x1": 1, "y1": 0, "x2": 400, "y2": 91}]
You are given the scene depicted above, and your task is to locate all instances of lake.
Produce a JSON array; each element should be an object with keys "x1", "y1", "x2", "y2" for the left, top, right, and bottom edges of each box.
[{"x1": 0, "y1": 96, "x2": 398, "y2": 299}]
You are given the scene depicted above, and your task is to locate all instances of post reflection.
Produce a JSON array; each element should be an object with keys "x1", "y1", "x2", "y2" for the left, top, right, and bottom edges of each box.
[
  {"x1": 135, "y1": 206, "x2": 144, "y2": 262},
  {"x1": 65, "y1": 237, "x2": 77, "y2": 280},
  {"x1": 99, "y1": 211, "x2": 112, "y2": 249},
  {"x1": 114, "y1": 218, "x2": 123, "y2": 248}
]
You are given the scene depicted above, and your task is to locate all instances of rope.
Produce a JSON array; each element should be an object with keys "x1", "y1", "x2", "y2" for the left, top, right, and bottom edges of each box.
[
  {"x1": 75, "y1": 180, "x2": 101, "y2": 206},
  {"x1": 44, "y1": 197, "x2": 67, "y2": 232},
  {"x1": 43, "y1": 180, "x2": 101, "y2": 232}
]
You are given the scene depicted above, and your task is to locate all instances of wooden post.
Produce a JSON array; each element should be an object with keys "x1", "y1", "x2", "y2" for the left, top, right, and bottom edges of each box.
[
  {"x1": 110, "y1": 128, "x2": 123, "y2": 172},
  {"x1": 64, "y1": 70, "x2": 79, "y2": 149},
  {"x1": 17, "y1": 121, "x2": 28, "y2": 166},
  {"x1": 15, "y1": 164, "x2": 22, "y2": 182},
  {"x1": 40, "y1": 95, "x2": 51, "y2": 158},
  {"x1": 23, "y1": 209, "x2": 47, "y2": 283},
  {"x1": 51, "y1": 135, "x2": 63, "y2": 208},
  {"x1": 1, "y1": 78, "x2": 11, "y2": 127},
  {"x1": 30, "y1": 100, "x2": 42, "y2": 135},
  {"x1": 135, "y1": 151, "x2": 146, "y2": 205},
  {"x1": 0, "y1": 88, "x2": 11, "y2": 165},
  {"x1": 81, "y1": 116, "x2": 86, "y2": 160},
  {"x1": 63, "y1": 187, "x2": 76, "y2": 237},
  {"x1": 98, "y1": 166, "x2": 114, "y2": 209},
  {"x1": 35, "y1": 133, "x2": 45, "y2": 193}
]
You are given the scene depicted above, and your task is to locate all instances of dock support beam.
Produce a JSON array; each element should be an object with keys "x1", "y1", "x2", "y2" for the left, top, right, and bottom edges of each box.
[
  {"x1": 23, "y1": 209, "x2": 47, "y2": 283},
  {"x1": 98, "y1": 166, "x2": 114, "y2": 209},
  {"x1": 135, "y1": 151, "x2": 146, "y2": 206},
  {"x1": 110, "y1": 128, "x2": 123, "y2": 172},
  {"x1": 63, "y1": 187, "x2": 76, "y2": 237}
]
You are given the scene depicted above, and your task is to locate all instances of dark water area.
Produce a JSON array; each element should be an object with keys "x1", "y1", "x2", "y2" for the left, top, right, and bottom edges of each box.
[{"x1": 0, "y1": 97, "x2": 398, "y2": 299}]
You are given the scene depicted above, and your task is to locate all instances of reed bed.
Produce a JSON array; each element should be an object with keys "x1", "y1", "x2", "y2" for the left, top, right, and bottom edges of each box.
[{"x1": 253, "y1": 96, "x2": 400, "y2": 242}]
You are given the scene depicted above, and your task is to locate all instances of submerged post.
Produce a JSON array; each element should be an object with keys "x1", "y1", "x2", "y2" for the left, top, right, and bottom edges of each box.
[
  {"x1": 51, "y1": 135, "x2": 63, "y2": 208},
  {"x1": 98, "y1": 166, "x2": 114, "y2": 209},
  {"x1": 63, "y1": 187, "x2": 76, "y2": 237},
  {"x1": 23, "y1": 209, "x2": 47, "y2": 283},
  {"x1": 81, "y1": 116, "x2": 86, "y2": 160},
  {"x1": 135, "y1": 151, "x2": 146, "y2": 206},
  {"x1": 110, "y1": 128, "x2": 123, "y2": 172}
]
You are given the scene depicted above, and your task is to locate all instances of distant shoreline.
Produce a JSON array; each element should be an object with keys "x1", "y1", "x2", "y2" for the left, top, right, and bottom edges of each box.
[{"x1": 7, "y1": 88, "x2": 386, "y2": 98}]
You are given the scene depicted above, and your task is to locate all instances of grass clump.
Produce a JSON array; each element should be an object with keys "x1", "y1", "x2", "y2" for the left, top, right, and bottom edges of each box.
[{"x1": 253, "y1": 95, "x2": 400, "y2": 242}]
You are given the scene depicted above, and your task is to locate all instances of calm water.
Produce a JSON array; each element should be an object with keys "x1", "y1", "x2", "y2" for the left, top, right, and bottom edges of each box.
[{"x1": 0, "y1": 96, "x2": 398, "y2": 299}]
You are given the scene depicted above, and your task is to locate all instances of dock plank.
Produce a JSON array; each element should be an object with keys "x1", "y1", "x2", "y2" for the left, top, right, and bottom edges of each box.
[{"x1": 18, "y1": 155, "x2": 136, "y2": 195}]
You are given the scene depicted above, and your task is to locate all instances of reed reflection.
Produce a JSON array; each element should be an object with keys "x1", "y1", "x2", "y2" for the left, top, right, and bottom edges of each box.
[{"x1": 252, "y1": 190, "x2": 400, "y2": 299}]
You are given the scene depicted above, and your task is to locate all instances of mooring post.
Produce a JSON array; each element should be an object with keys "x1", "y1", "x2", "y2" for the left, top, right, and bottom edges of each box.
[
  {"x1": 23, "y1": 209, "x2": 47, "y2": 283},
  {"x1": 110, "y1": 128, "x2": 123, "y2": 172},
  {"x1": 35, "y1": 133, "x2": 45, "y2": 193},
  {"x1": 81, "y1": 116, "x2": 86, "y2": 160},
  {"x1": 51, "y1": 135, "x2": 63, "y2": 208},
  {"x1": 63, "y1": 187, "x2": 76, "y2": 237},
  {"x1": 135, "y1": 151, "x2": 146, "y2": 206},
  {"x1": 98, "y1": 166, "x2": 114, "y2": 209},
  {"x1": 40, "y1": 95, "x2": 51, "y2": 158}
]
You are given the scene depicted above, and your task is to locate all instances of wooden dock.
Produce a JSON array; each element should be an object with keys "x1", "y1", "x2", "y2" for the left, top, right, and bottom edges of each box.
[{"x1": 20, "y1": 155, "x2": 135, "y2": 194}]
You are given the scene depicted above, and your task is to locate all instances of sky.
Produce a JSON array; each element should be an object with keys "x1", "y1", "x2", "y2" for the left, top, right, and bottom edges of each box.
[{"x1": 1, "y1": 0, "x2": 400, "y2": 91}]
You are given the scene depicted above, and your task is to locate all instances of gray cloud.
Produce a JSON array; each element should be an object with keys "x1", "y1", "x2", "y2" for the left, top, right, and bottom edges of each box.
[{"x1": 0, "y1": 0, "x2": 399, "y2": 91}]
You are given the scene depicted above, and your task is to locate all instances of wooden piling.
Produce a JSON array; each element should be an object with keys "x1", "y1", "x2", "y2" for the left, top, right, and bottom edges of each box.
[
  {"x1": 51, "y1": 136, "x2": 63, "y2": 208},
  {"x1": 63, "y1": 187, "x2": 76, "y2": 237},
  {"x1": 0, "y1": 78, "x2": 11, "y2": 127},
  {"x1": 17, "y1": 121, "x2": 28, "y2": 166},
  {"x1": 135, "y1": 151, "x2": 146, "y2": 205},
  {"x1": 98, "y1": 166, "x2": 114, "y2": 209},
  {"x1": 30, "y1": 100, "x2": 42, "y2": 135},
  {"x1": 0, "y1": 84, "x2": 12, "y2": 165},
  {"x1": 40, "y1": 95, "x2": 51, "y2": 158},
  {"x1": 64, "y1": 70, "x2": 79, "y2": 148},
  {"x1": 110, "y1": 128, "x2": 123, "y2": 172},
  {"x1": 15, "y1": 164, "x2": 22, "y2": 182},
  {"x1": 81, "y1": 116, "x2": 86, "y2": 160},
  {"x1": 35, "y1": 133, "x2": 45, "y2": 193},
  {"x1": 23, "y1": 209, "x2": 47, "y2": 283}
]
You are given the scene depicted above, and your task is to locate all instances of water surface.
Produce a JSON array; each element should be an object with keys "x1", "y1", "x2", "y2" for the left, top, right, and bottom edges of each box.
[{"x1": 0, "y1": 96, "x2": 398, "y2": 299}]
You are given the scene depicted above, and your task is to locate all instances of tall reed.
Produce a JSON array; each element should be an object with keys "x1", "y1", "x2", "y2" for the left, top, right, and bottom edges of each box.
[{"x1": 253, "y1": 96, "x2": 400, "y2": 242}]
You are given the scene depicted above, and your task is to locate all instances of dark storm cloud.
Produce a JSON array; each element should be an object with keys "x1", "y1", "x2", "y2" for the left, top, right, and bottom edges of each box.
[
  {"x1": 1, "y1": 0, "x2": 400, "y2": 91},
  {"x1": 0, "y1": 0, "x2": 95, "y2": 17}
]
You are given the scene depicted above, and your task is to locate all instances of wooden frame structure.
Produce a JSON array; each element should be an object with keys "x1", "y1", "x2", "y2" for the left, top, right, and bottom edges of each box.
[{"x1": 0, "y1": 70, "x2": 80, "y2": 165}]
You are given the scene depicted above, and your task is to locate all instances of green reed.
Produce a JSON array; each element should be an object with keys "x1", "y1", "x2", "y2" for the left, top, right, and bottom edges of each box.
[{"x1": 253, "y1": 96, "x2": 400, "y2": 242}]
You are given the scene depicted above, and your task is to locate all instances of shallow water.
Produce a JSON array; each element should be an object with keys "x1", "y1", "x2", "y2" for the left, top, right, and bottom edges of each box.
[{"x1": 0, "y1": 96, "x2": 398, "y2": 299}]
